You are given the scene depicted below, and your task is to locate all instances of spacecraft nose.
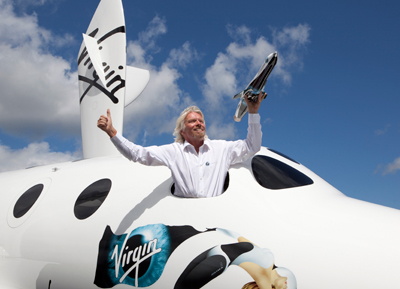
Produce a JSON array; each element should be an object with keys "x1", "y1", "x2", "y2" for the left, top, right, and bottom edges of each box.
[{"x1": 268, "y1": 51, "x2": 278, "y2": 62}]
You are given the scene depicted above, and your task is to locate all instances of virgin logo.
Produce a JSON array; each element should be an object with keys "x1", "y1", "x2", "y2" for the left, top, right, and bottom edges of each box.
[{"x1": 111, "y1": 236, "x2": 162, "y2": 286}]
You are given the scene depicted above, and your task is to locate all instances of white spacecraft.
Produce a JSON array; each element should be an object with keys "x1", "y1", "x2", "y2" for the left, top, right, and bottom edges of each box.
[{"x1": 0, "y1": 0, "x2": 399, "y2": 288}]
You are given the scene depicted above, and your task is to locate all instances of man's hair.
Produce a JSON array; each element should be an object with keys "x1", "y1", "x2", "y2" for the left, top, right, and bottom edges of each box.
[{"x1": 173, "y1": 106, "x2": 208, "y2": 143}]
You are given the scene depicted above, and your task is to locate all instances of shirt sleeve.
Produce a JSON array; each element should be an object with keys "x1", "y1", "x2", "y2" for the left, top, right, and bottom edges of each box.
[
  {"x1": 111, "y1": 132, "x2": 172, "y2": 166},
  {"x1": 229, "y1": 113, "x2": 262, "y2": 165}
]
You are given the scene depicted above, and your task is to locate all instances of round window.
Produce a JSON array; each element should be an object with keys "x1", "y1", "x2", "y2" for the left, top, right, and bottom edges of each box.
[
  {"x1": 13, "y1": 184, "x2": 44, "y2": 218},
  {"x1": 74, "y1": 179, "x2": 112, "y2": 220}
]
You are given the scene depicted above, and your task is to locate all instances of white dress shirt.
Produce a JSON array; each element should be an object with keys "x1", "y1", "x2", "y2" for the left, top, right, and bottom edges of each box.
[{"x1": 111, "y1": 113, "x2": 262, "y2": 198}]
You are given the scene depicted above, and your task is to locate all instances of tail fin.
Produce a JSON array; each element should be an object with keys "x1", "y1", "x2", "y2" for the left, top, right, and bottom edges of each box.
[
  {"x1": 77, "y1": 0, "x2": 149, "y2": 159},
  {"x1": 125, "y1": 66, "x2": 150, "y2": 106}
]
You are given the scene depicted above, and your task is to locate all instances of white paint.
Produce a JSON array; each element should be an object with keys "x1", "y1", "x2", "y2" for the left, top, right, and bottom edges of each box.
[{"x1": 0, "y1": 0, "x2": 399, "y2": 288}]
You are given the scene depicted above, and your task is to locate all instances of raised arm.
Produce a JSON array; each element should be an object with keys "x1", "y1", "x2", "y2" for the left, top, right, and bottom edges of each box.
[
  {"x1": 97, "y1": 109, "x2": 172, "y2": 167},
  {"x1": 228, "y1": 92, "x2": 264, "y2": 165},
  {"x1": 97, "y1": 109, "x2": 117, "y2": 138}
]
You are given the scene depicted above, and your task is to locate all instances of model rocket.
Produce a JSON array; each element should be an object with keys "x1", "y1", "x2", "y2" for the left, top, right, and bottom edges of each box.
[{"x1": 233, "y1": 52, "x2": 278, "y2": 122}]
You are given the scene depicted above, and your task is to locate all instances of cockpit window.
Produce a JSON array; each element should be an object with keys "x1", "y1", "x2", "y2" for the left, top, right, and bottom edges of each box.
[
  {"x1": 267, "y1": 148, "x2": 300, "y2": 164},
  {"x1": 74, "y1": 179, "x2": 111, "y2": 220},
  {"x1": 251, "y1": 155, "x2": 313, "y2": 190},
  {"x1": 13, "y1": 184, "x2": 44, "y2": 218}
]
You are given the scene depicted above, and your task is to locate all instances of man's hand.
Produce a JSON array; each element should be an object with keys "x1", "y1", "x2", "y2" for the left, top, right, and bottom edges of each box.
[
  {"x1": 97, "y1": 109, "x2": 117, "y2": 138},
  {"x1": 245, "y1": 91, "x2": 265, "y2": 114}
]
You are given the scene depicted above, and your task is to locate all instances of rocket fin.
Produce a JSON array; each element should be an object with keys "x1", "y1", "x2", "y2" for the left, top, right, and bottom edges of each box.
[
  {"x1": 233, "y1": 91, "x2": 243, "y2": 100},
  {"x1": 125, "y1": 66, "x2": 150, "y2": 106},
  {"x1": 233, "y1": 96, "x2": 248, "y2": 122},
  {"x1": 77, "y1": 0, "x2": 126, "y2": 159}
]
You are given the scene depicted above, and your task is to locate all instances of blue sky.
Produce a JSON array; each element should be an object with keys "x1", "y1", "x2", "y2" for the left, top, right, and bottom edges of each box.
[{"x1": 0, "y1": 0, "x2": 399, "y2": 209}]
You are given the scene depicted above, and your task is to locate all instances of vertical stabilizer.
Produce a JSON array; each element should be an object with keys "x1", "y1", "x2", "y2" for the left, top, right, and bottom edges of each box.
[
  {"x1": 77, "y1": 0, "x2": 126, "y2": 159},
  {"x1": 125, "y1": 66, "x2": 150, "y2": 106}
]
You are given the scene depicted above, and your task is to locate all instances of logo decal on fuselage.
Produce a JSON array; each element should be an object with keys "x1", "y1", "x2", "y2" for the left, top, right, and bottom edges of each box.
[
  {"x1": 94, "y1": 224, "x2": 215, "y2": 288},
  {"x1": 111, "y1": 234, "x2": 162, "y2": 285},
  {"x1": 78, "y1": 27, "x2": 126, "y2": 104}
]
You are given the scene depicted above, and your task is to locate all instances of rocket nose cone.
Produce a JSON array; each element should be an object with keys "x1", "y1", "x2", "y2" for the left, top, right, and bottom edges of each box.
[
  {"x1": 266, "y1": 52, "x2": 278, "y2": 64},
  {"x1": 267, "y1": 51, "x2": 278, "y2": 58},
  {"x1": 269, "y1": 52, "x2": 278, "y2": 64}
]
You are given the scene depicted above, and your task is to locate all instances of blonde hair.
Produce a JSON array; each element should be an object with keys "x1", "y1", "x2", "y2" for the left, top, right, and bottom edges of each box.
[
  {"x1": 242, "y1": 282, "x2": 259, "y2": 289},
  {"x1": 173, "y1": 106, "x2": 208, "y2": 143}
]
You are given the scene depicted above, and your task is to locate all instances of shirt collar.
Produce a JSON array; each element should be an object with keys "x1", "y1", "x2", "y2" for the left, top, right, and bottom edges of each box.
[{"x1": 183, "y1": 139, "x2": 211, "y2": 151}]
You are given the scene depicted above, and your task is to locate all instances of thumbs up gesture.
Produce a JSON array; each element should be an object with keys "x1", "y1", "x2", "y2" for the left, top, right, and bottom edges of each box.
[{"x1": 97, "y1": 109, "x2": 117, "y2": 138}]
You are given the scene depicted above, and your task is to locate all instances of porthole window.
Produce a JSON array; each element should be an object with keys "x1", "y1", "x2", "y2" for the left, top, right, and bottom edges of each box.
[
  {"x1": 74, "y1": 179, "x2": 111, "y2": 220},
  {"x1": 252, "y1": 155, "x2": 313, "y2": 190},
  {"x1": 13, "y1": 184, "x2": 44, "y2": 218}
]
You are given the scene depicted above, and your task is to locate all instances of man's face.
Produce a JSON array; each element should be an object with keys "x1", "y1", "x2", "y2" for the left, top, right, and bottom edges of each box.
[{"x1": 181, "y1": 112, "x2": 206, "y2": 144}]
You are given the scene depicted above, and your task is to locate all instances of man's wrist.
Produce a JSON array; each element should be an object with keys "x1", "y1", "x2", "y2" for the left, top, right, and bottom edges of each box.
[
  {"x1": 248, "y1": 108, "x2": 259, "y2": 114},
  {"x1": 108, "y1": 127, "x2": 117, "y2": 138}
]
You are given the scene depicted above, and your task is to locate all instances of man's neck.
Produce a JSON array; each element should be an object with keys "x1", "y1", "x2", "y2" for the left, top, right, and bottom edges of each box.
[{"x1": 187, "y1": 139, "x2": 204, "y2": 154}]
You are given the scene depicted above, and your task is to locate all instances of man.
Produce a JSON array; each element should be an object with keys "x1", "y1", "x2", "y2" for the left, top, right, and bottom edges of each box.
[{"x1": 97, "y1": 93, "x2": 264, "y2": 198}]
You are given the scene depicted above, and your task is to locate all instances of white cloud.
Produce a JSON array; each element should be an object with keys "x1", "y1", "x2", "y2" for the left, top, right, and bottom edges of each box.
[
  {"x1": 0, "y1": 0, "x2": 79, "y2": 139},
  {"x1": 0, "y1": 0, "x2": 80, "y2": 172},
  {"x1": 167, "y1": 41, "x2": 200, "y2": 69},
  {"x1": 375, "y1": 124, "x2": 391, "y2": 136},
  {"x1": 0, "y1": 7, "x2": 198, "y2": 170},
  {"x1": 14, "y1": 0, "x2": 52, "y2": 8},
  {"x1": 123, "y1": 62, "x2": 185, "y2": 138},
  {"x1": 122, "y1": 60, "x2": 194, "y2": 142},
  {"x1": 202, "y1": 52, "x2": 238, "y2": 107},
  {"x1": 0, "y1": 142, "x2": 80, "y2": 173},
  {"x1": 138, "y1": 15, "x2": 167, "y2": 52},
  {"x1": 207, "y1": 123, "x2": 237, "y2": 141},
  {"x1": 125, "y1": 16, "x2": 168, "y2": 69},
  {"x1": 0, "y1": 1, "x2": 312, "y2": 171},
  {"x1": 200, "y1": 23, "x2": 311, "y2": 138},
  {"x1": 227, "y1": 24, "x2": 252, "y2": 44},
  {"x1": 383, "y1": 157, "x2": 400, "y2": 175},
  {"x1": 272, "y1": 24, "x2": 311, "y2": 82},
  {"x1": 202, "y1": 24, "x2": 310, "y2": 108},
  {"x1": 273, "y1": 24, "x2": 311, "y2": 47},
  {"x1": 123, "y1": 17, "x2": 199, "y2": 142}
]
